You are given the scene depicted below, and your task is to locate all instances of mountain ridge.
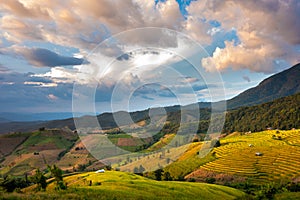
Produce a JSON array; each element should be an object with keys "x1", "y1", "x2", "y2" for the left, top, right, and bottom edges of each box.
[
  {"x1": 227, "y1": 63, "x2": 300, "y2": 109},
  {"x1": 0, "y1": 63, "x2": 299, "y2": 133}
]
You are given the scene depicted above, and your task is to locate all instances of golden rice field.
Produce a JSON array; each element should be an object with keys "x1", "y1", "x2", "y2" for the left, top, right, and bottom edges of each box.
[{"x1": 191, "y1": 130, "x2": 300, "y2": 184}]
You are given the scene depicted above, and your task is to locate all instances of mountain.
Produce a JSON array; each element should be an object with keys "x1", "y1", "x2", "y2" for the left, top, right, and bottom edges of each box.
[
  {"x1": 223, "y1": 92, "x2": 300, "y2": 132},
  {"x1": 0, "y1": 63, "x2": 299, "y2": 134},
  {"x1": 0, "y1": 117, "x2": 11, "y2": 123},
  {"x1": 0, "y1": 112, "x2": 83, "y2": 122},
  {"x1": 227, "y1": 63, "x2": 300, "y2": 109}
]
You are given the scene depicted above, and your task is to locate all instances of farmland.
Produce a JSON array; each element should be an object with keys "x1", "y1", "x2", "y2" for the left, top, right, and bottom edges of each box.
[
  {"x1": 1, "y1": 129, "x2": 300, "y2": 199},
  {"x1": 186, "y1": 130, "x2": 300, "y2": 185},
  {"x1": 0, "y1": 129, "x2": 78, "y2": 175},
  {"x1": 4, "y1": 171, "x2": 245, "y2": 200}
]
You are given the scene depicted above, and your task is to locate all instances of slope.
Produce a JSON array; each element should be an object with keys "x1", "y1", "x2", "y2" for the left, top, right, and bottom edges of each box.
[
  {"x1": 227, "y1": 63, "x2": 300, "y2": 109},
  {"x1": 0, "y1": 128, "x2": 78, "y2": 176},
  {"x1": 223, "y1": 92, "x2": 300, "y2": 133},
  {"x1": 17, "y1": 171, "x2": 246, "y2": 200},
  {"x1": 185, "y1": 129, "x2": 300, "y2": 185}
]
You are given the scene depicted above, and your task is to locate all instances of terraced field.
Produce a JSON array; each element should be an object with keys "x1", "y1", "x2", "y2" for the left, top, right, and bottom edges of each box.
[{"x1": 187, "y1": 130, "x2": 300, "y2": 184}]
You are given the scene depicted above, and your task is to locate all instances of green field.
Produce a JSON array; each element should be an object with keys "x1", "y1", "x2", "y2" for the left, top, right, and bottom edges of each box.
[
  {"x1": 275, "y1": 192, "x2": 300, "y2": 200},
  {"x1": 7, "y1": 171, "x2": 246, "y2": 200}
]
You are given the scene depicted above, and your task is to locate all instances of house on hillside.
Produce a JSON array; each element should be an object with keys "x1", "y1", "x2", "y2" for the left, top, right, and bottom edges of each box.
[
  {"x1": 255, "y1": 152, "x2": 263, "y2": 156},
  {"x1": 95, "y1": 169, "x2": 105, "y2": 173}
]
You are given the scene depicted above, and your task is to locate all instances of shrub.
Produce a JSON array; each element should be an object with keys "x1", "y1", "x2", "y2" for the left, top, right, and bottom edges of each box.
[
  {"x1": 205, "y1": 177, "x2": 216, "y2": 184},
  {"x1": 48, "y1": 165, "x2": 67, "y2": 190},
  {"x1": 32, "y1": 169, "x2": 47, "y2": 191},
  {"x1": 0, "y1": 176, "x2": 29, "y2": 192}
]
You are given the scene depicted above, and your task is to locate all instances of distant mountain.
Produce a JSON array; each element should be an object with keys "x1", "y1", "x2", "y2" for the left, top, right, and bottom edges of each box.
[
  {"x1": 0, "y1": 117, "x2": 11, "y2": 123},
  {"x1": 0, "y1": 104, "x2": 209, "y2": 134},
  {"x1": 1, "y1": 63, "x2": 299, "y2": 134},
  {"x1": 227, "y1": 63, "x2": 300, "y2": 109},
  {"x1": 0, "y1": 112, "x2": 79, "y2": 122}
]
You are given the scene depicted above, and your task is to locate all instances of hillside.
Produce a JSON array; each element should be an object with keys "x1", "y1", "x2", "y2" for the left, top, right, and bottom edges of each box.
[
  {"x1": 1, "y1": 94, "x2": 299, "y2": 176},
  {"x1": 12, "y1": 171, "x2": 244, "y2": 200},
  {"x1": 185, "y1": 130, "x2": 300, "y2": 185},
  {"x1": 223, "y1": 92, "x2": 300, "y2": 133},
  {"x1": 0, "y1": 129, "x2": 79, "y2": 176},
  {"x1": 227, "y1": 63, "x2": 300, "y2": 109},
  {"x1": 1, "y1": 130, "x2": 300, "y2": 199}
]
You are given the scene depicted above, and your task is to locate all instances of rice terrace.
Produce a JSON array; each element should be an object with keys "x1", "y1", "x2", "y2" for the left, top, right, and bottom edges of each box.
[{"x1": 1, "y1": 0, "x2": 300, "y2": 199}]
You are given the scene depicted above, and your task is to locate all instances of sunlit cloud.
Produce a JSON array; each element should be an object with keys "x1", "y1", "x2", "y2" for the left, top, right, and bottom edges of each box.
[{"x1": 0, "y1": 0, "x2": 299, "y2": 112}]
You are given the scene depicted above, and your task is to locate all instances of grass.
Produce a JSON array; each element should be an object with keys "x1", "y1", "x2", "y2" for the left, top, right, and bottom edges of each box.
[
  {"x1": 275, "y1": 192, "x2": 300, "y2": 200},
  {"x1": 15, "y1": 171, "x2": 246, "y2": 200}
]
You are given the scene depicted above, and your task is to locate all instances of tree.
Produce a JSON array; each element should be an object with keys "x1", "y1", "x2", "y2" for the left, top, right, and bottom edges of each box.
[
  {"x1": 166, "y1": 158, "x2": 171, "y2": 164},
  {"x1": 133, "y1": 167, "x2": 139, "y2": 174},
  {"x1": 211, "y1": 139, "x2": 221, "y2": 148},
  {"x1": 77, "y1": 164, "x2": 86, "y2": 172},
  {"x1": 154, "y1": 169, "x2": 163, "y2": 181},
  {"x1": 139, "y1": 165, "x2": 145, "y2": 173},
  {"x1": 0, "y1": 176, "x2": 29, "y2": 192},
  {"x1": 48, "y1": 165, "x2": 66, "y2": 190},
  {"x1": 33, "y1": 169, "x2": 47, "y2": 191},
  {"x1": 163, "y1": 171, "x2": 172, "y2": 181}
]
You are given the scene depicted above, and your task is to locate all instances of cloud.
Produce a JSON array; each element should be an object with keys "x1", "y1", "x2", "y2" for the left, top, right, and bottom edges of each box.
[
  {"x1": 0, "y1": 71, "x2": 74, "y2": 112},
  {"x1": 181, "y1": 76, "x2": 199, "y2": 83},
  {"x1": 0, "y1": 64, "x2": 10, "y2": 73},
  {"x1": 188, "y1": 0, "x2": 300, "y2": 73},
  {"x1": 0, "y1": 0, "x2": 299, "y2": 113},
  {"x1": 201, "y1": 41, "x2": 282, "y2": 73},
  {"x1": 47, "y1": 94, "x2": 58, "y2": 100},
  {"x1": 0, "y1": 0, "x2": 50, "y2": 19},
  {"x1": 21, "y1": 48, "x2": 86, "y2": 67},
  {"x1": 0, "y1": 16, "x2": 44, "y2": 42},
  {"x1": 0, "y1": 0, "x2": 185, "y2": 51},
  {"x1": 242, "y1": 75, "x2": 251, "y2": 83},
  {"x1": 182, "y1": 15, "x2": 213, "y2": 44},
  {"x1": 34, "y1": 67, "x2": 80, "y2": 83}
]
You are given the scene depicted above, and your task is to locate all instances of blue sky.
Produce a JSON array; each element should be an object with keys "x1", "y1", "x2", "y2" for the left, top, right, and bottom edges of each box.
[{"x1": 0, "y1": 0, "x2": 299, "y2": 114}]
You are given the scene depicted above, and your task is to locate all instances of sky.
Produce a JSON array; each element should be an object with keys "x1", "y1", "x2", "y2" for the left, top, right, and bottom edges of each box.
[{"x1": 0, "y1": 0, "x2": 299, "y2": 114}]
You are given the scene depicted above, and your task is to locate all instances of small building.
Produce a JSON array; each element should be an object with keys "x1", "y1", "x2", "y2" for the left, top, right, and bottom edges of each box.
[
  {"x1": 249, "y1": 144, "x2": 253, "y2": 147},
  {"x1": 95, "y1": 169, "x2": 105, "y2": 173},
  {"x1": 255, "y1": 152, "x2": 263, "y2": 156}
]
